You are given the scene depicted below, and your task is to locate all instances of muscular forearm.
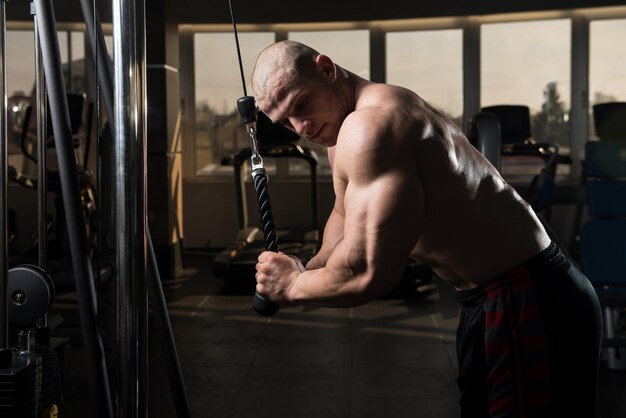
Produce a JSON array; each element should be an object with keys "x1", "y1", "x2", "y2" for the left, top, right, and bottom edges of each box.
[
  {"x1": 290, "y1": 240, "x2": 401, "y2": 308},
  {"x1": 289, "y1": 266, "x2": 372, "y2": 308}
]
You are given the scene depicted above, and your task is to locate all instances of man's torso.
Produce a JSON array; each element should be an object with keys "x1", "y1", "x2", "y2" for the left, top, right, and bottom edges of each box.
[{"x1": 330, "y1": 81, "x2": 551, "y2": 289}]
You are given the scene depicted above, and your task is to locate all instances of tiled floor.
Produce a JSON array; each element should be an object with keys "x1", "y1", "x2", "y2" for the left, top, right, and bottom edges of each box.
[{"x1": 56, "y1": 253, "x2": 626, "y2": 418}]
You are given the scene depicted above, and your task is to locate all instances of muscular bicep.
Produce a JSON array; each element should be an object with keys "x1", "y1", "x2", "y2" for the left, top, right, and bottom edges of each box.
[
  {"x1": 326, "y1": 149, "x2": 424, "y2": 296},
  {"x1": 305, "y1": 204, "x2": 344, "y2": 270},
  {"x1": 306, "y1": 148, "x2": 346, "y2": 270}
]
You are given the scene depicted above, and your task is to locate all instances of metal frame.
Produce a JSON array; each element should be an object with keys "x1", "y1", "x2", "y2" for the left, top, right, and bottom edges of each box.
[
  {"x1": 112, "y1": 0, "x2": 148, "y2": 414},
  {"x1": 0, "y1": 0, "x2": 10, "y2": 368},
  {"x1": 33, "y1": 0, "x2": 113, "y2": 416}
]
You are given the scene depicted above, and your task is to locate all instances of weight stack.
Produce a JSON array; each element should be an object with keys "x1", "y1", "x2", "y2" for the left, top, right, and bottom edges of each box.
[{"x1": 0, "y1": 337, "x2": 71, "y2": 417}]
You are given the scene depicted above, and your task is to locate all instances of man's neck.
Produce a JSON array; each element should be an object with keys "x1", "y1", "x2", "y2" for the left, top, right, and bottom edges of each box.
[{"x1": 336, "y1": 65, "x2": 359, "y2": 111}]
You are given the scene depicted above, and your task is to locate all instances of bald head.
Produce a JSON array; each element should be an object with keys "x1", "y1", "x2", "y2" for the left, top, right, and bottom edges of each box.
[{"x1": 251, "y1": 40, "x2": 320, "y2": 109}]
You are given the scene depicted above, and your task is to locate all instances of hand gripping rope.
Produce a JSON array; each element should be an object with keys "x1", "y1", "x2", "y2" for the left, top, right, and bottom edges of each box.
[{"x1": 229, "y1": 0, "x2": 280, "y2": 316}]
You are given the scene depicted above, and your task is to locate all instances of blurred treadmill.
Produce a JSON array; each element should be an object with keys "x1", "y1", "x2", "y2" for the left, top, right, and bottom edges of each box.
[{"x1": 213, "y1": 113, "x2": 320, "y2": 285}]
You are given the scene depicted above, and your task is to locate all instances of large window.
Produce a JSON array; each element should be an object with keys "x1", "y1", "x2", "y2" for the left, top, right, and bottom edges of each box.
[
  {"x1": 183, "y1": 8, "x2": 626, "y2": 182},
  {"x1": 288, "y1": 30, "x2": 370, "y2": 80},
  {"x1": 386, "y1": 29, "x2": 463, "y2": 128},
  {"x1": 481, "y1": 19, "x2": 571, "y2": 176},
  {"x1": 6, "y1": 31, "x2": 35, "y2": 174},
  {"x1": 589, "y1": 18, "x2": 626, "y2": 139},
  {"x1": 7, "y1": 29, "x2": 85, "y2": 175},
  {"x1": 193, "y1": 32, "x2": 274, "y2": 175}
]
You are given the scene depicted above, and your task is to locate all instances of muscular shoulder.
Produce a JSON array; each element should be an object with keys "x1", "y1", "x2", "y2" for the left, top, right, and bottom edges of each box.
[
  {"x1": 343, "y1": 88, "x2": 418, "y2": 143},
  {"x1": 334, "y1": 106, "x2": 417, "y2": 184},
  {"x1": 341, "y1": 108, "x2": 397, "y2": 148}
]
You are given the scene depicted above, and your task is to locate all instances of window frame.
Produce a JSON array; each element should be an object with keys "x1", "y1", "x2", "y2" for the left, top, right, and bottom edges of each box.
[{"x1": 179, "y1": 7, "x2": 626, "y2": 184}]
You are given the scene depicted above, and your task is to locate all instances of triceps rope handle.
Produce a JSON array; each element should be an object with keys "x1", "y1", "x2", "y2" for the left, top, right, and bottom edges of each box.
[{"x1": 237, "y1": 96, "x2": 280, "y2": 317}]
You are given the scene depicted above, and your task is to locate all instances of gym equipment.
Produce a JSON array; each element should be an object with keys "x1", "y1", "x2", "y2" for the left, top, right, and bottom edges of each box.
[
  {"x1": 469, "y1": 112, "x2": 501, "y2": 170},
  {"x1": 593, "y1": 102, "x2": 626, "y2": 140},
  {"x1": 236, "y1": 96, "x2": 281, "y2": 316},
  {"x1": 579, "y1": 140, "x2": 626, "y2": 369},
  {"x1": 1, "y1": 1, "x2": 190, "y2": 417},
  {"x1": 213, "y1": 103, "x2": 320, "y2": 314},
  {"x1": 480, "y1": 104, "x2": 571, "y2": 211},
  {"x1": 0, "y1": 0, "x2": 10, "y2": 369},
  {"x1": 570, "y1": 102, "x2": 626, "y2": 261},
  {"x1": 79, "y1": 0, "x2": 190, "y2": 415},
  {"x1": 224, "y1": 0, "x2": 321, "y2": 316},
  {"x1": 34, "y1": 0, "x2": 113, "y2": 415},
  {"x1": 212, "y1": 112, "x2": 319, "y2": 277},
  {"x1": 9, "y1": 75, "x2": 98, "y2": 289},
  {"x1": 0, "y1": 262, "x2": 66, "y2": 418},
  {"x1": 228, "y1": 0, "x2": 279, "y2": 316},
  {"x1": 20, "y1": 93, "x2": 86, "y2": 164},
  {"x1": 481, "y1": 105, "x2": 531, "y2": 144},
  {"x1": 111, "y1": 0, "x2": 151, "y2": 412},
  {"x1": 0, "y1": 338, "x2": 71, "y2": 418},
  {"x1": 0, "y1": 6, "x2": 71, "y2": 417},
  {"x1": 7, "y1": 265, "x2": 55, "y2": 327}
]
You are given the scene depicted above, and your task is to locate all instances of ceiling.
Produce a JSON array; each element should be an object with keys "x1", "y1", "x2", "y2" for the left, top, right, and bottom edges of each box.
[{"x1": 6, "y1": 0, "x2": 626, "y2": 25}]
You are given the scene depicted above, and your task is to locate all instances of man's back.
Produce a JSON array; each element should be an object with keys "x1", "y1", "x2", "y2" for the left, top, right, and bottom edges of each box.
[{"x1": 341, "y1": 80, "x2": 551, "y2": 289}]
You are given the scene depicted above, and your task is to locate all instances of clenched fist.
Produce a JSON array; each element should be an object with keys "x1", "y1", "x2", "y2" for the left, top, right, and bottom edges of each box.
[{"x1": 255, "y1": 251, "x2": 305, "y2": 305}]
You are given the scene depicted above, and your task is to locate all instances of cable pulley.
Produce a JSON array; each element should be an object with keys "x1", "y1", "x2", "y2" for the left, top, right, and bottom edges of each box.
[{"x1": 229, "y1": 1, "x2": 280, "y2": 317}]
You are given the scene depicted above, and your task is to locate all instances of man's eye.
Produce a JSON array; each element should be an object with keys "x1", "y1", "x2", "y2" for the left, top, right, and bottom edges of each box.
[{"x1": 295, "y1": 100, "x2": 307, "y2": 112}]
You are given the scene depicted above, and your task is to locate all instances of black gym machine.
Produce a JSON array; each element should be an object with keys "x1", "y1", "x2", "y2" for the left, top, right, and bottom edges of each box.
[
  {"x1": 0, "y1": 2, "x2": 69, "y2": 416},
  {"x1": 0, "y1": 0, "x2": 192, "y2": 417}
]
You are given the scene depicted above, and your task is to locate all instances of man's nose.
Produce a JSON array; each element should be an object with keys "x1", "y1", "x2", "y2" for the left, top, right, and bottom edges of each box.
[{"x1": 290, "y1": 118, "x2": 311, "y2": 135}]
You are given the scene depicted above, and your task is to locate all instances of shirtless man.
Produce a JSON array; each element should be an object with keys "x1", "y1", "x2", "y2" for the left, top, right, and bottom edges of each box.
[{"x1": 252, "y1": 40, "x2": 602, "y2": 417}]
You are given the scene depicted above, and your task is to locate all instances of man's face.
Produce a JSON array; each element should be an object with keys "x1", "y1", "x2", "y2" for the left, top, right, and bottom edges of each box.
[{"x1": 257, "y1": 69, "x2": 344, "y2": 148}]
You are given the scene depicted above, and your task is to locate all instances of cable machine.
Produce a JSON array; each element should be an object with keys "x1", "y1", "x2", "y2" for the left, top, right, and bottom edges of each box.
[{"x1": 0, "y1": 0, "x2": 191, "y2": 416}]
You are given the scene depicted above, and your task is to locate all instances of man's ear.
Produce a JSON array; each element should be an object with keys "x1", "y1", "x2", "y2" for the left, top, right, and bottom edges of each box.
[{"x1": 315, "y1": 55, "x2": 337, "y2": 81}]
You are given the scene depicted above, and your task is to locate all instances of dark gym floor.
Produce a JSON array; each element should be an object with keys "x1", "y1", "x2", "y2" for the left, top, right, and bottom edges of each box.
[{"x1": 54, "y1": 253, "x2": 626, "y2": 418}]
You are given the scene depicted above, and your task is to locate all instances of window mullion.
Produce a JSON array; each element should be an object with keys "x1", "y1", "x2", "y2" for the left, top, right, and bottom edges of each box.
[{"x1": 570, "y1": 15, "x2": 589, "y2": 180}]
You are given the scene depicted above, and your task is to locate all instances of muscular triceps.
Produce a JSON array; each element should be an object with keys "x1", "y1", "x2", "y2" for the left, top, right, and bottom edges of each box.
[{"x1": 334, "y1": 169, "x2": 422, "y2": 297}]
